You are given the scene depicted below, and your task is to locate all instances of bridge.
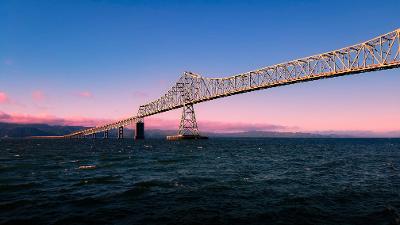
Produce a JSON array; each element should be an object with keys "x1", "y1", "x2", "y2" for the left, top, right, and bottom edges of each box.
[{"x1": 64, "y1": 28, "x2": 400, "y2": 139}]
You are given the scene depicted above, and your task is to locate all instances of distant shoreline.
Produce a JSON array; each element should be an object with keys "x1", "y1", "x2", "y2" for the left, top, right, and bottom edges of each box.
[
  {"x1": 28, "y1": 136, "x2": 65, "y2": 139},
  {"x1": 1, "y1": 137, "x2": 399, "y2": 140},
  {"x1": 1, "y1": 122, "x2": 399, "y2": 139}
]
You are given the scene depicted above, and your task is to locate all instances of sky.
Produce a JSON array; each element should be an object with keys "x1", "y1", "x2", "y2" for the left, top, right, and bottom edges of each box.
[{"x1": 0, "y1": 0, "x2": 399, "y2": 135}]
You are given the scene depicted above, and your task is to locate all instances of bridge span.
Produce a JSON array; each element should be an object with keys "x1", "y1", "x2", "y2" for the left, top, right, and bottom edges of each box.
[{"x1": 64, "y1": 28, "x2": 400, "y2": 139}]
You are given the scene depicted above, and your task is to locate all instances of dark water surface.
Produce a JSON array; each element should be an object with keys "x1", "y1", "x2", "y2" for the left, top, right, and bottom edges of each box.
[{"x1": 1, "y1": 138, "x2": 400, "y2": 225}]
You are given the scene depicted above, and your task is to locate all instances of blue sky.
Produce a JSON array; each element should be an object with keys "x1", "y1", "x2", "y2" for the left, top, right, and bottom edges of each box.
[{"x1": 0, "y1": 0, "x2": 399, "y2": 133}]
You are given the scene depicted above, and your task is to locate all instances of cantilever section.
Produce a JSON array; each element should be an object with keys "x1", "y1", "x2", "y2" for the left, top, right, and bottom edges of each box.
[
  {"x1": 134, "y1": 29, "x2": 400, "y2": 119},
  {"x1": 64, "y1": 28, "x2": 400, "y2": 139}
]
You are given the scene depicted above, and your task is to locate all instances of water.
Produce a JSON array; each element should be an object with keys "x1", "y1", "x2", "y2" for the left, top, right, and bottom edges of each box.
[{"x1": 1, "y1": 138, "x2": 400, "y2": 225}]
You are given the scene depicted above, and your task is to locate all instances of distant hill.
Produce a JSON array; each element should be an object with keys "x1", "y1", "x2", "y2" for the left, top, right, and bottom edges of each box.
[
  {"x1": 148, "y1": 129, "x2": 336, "y2": 138},
  {"x1": 0, "y1": 123, "x2": 86, "y2": 138},
  {"x1": 0, "y1": 122, "x2": 345, "y2": 139},
  {"x1": 209, "y1": 130, "x2": 331, "y2": 138}
]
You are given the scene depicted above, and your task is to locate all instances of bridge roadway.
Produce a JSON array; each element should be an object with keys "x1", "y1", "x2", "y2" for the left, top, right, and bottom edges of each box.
[{"x1": 64, "y1": 28, "x2": 400, "y2": 138}]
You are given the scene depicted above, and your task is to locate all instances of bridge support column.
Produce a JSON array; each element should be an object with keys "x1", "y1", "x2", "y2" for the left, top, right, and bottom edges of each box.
[
  {"x1": 92, "y1": 133, "x2": 96, "y2": 139},
  {"x1": 167, "y1": 104, "x2": 207, "y2": 140},
  {"x1": 135, "y1": 120, "x2": 144, "y2": 140},
  {"x1": 118, "y1": 126, "x2": 124, "y2": 139},
  {"x1": 104, "y1": 130, "x2": 109, "y2": 139}
]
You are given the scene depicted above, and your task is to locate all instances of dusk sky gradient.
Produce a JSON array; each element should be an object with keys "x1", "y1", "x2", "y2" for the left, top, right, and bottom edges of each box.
[{"x1": 1, "y1": 0, "x2": 399, "y2": 134}]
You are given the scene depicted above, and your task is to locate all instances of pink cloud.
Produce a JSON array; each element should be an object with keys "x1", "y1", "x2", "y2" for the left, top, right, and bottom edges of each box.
[
  {"x1": 0, "y1": 111, "x2": 398, "y2": 137},
  {"x1": 198, "y1": 121, "x2": 295, "y2": 132},
  {"x1": 0, "y1": 111, "x2": 111, "y2": 127},
  {"x1": 0, "y1": 92, "x2": 10, "y2": 104},
  {"x1": 158, "y1": 79, "x2": 167, "y2": 86},
  {"x1": 77, "y1": 91, "x2": 93, "y2": 98},
  {"x1": 132, "y1": 91, "x2": 149, "y2": 98},
  {"x1": 0, "y1": 111, "x2": 293, "y2": 132},
  {"x1": 144, "y1": 117, "x2": 295, "y2": 133},
  {"x1": 145, "y1": 118, "x2": 178, "y2": 130},
  {"x1": 32, "y1": 90, "x2": 45, "y2": 101}
]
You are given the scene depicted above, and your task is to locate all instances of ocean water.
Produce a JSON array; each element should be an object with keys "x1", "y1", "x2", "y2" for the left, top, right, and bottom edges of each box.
[{"x1": 0, "y1": 138, "x2": 400, "y2": 225}]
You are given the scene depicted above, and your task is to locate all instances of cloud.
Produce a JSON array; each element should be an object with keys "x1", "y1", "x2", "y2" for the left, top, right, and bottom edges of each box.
[
  {"x1": 144, "y1": 117, "x2": 294, "y2": 133},
  {"x1": 0, "y1": 111, "x2": 111, "y2": 127},
  {"x1": 158, "y1": 79, "x2": 167, "y2": 86},
  {"x1": 0, "y1": 92, "x2": 10, "y2": 104},
  {"x1": 143, "y1": 119, "x2": 400, "y2": 137},
  {"x1": 3, "y1": 59, "x2": 13, "y2": 65},
  {"x1": 0, "y1": 110, "x2": 398, "y2": 137},
  {"x1": 0, "y1": 111, "x2": 293, "y2": 132},
  {"x1": 77, "y1": 91, "x2": 93, "y2": 98},
  {"x1": 144, "y1": 118, "x2": 178, "y2": 130},
  {"x1": 132, "y1": 91, "x2": 149, "y2": 98},
  {"x1": 32, "y1": 90, "x2": 45, "y2": 101},
  {"x1": 199, "y1": 121, "x2": 293, "y2": 132}
]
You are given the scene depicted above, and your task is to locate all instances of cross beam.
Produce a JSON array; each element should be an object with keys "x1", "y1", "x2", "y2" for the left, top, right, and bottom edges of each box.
[{"x1": 64, "y1": 28, "x2": 400, "y2": 138}]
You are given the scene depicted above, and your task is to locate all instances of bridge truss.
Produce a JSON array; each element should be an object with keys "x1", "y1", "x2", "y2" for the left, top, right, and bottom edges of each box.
[{"x1": 65, "y1": 28, "x2": 400, "y2": 138}]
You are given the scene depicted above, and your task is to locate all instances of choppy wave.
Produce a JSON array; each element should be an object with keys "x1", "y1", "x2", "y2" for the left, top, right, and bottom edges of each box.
[{"x1": 0, "y1": 138, "x2": 400, "y2": 225}]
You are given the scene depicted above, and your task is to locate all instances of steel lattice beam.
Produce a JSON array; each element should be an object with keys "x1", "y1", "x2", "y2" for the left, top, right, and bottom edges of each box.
[{"x1": 64, "y1": 28, "x2": 400, "y2": 138}]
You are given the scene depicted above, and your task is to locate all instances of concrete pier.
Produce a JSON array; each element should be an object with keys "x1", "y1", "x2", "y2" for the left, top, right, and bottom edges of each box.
[
  {"x1": 135, "y1": 122, "x2": 145, "y2": 140},
  {"x1": 118, "y1": 126, "x2": 124, "y2": 139}
]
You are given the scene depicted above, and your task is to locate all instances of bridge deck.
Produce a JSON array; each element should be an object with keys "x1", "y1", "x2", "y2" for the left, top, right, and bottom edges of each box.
[{"x1": 64, "y1": 28, "x2": 400, "y2": 138}]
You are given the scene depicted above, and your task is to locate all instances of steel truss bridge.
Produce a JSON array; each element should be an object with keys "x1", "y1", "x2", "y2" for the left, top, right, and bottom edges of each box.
[{"x1": 64, "y1": 28, "x2": 400, "y2": 139}]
